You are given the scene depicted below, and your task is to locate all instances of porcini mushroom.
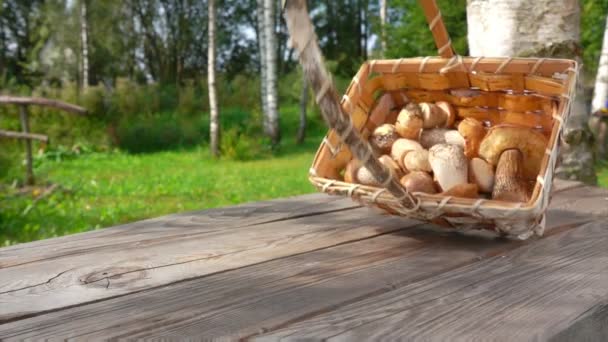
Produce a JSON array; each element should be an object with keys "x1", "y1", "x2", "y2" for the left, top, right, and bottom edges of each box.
[
  {"x1": 440, "y1": 183, "x2": 479, "y2": 199},
  {"x1": 478, "y1": 125, "x2": 548, "y2": 180},
  {"x1": 370, "y1": 124, "x2": 399, "y2": 153},
  {"x1": 403, "y1": 149, "x2": 431, "y2": 172},
  {"x1": 436, "y1": 101, "x2": 457, "y2": 128},
  {"x1": 492, "y1": 149, "x2": 530, "y2": 202},
  {"x1": 395, "y1": 103, "x2": 423, "y2": 140},
  {"x1": 390, "y1": 138, "x2": 423, "y2": 171},
  {"x1": 420, "y1": 102, "x2": 446, "y2": 129},
  {"x1": 458, "y1": 118, "x2": 486, "y2": 158},
  {"x1": 420, "y1": 129, "x2": 464, "y2": 149},
  {"x1": 400, "y1": 171, "x2": 437, "y2": 194},
  {"x1": 469, "y1": 158, "x2": 495, "y2": 193},
  {"x1": 379, "y1": 155, "x2": 405, "y2": 180},
  {"x1": 428, "y1": 144, "x2": 468, "y2": 191},
  {"x1": 356, "y1": 165, "x2": 380, "y2": 187}
]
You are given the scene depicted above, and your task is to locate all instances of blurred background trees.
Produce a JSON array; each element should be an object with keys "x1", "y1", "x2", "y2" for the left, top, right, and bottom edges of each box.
[{"x1": 0, "y1": 0, "x2": 607, "y2": 174}]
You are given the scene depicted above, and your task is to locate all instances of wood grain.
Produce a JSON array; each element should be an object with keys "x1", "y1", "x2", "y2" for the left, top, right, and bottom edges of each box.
[
  {"x1": 0, "y1": 224, "x2": 525, "y2": 340},
  {"x1": 0, "y1": 193, "x2": 353, "y2": 268},
  {"x1": 256, "y1": 219, "x2": 608, "y2": 341},
  {"x1": 0, "y1": 182, "x2": 603, "y2": 340},
  {"x1": 0, "y1": 203, "x2": 412, "y2": 322}
]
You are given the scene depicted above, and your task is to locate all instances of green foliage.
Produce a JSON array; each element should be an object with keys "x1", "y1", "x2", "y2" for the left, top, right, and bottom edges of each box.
[
  {"x1": 0, "y1": 144, "x2": 318, "y2": 245},
  {"x1": 385, "y1": 0, "x2": 468, "y2": 58},
  {"x1": 581, "y1": 0, "x2": 608, "y2": 78}
]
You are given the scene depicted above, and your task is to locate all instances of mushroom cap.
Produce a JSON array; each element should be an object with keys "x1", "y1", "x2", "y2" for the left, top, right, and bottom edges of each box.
[
  {"x1": 440, "y1": 183, "x2": 479, "y2": 199},
  {"x1": 356, "y1": 165, "x2": 380, "y2": 186},
  {"x1": 419, "y1": 129, "x2": 464, "y2": 149},
  {"x1": 458, "y1": 118, "x2": 486, "y2": 158},
  {"x1": 391, "y1": 138, "x2": 423, "y2": 170},
  {"x1": 478, "y1": 125, "x2": 548, "y2": 180},
  {"x1": 428, "y1": 144, "x2": 468, "y2": 191},
  {"x1": 435, "y1": 101, "x2": 457, "y2": 128},
  {"x1": 395, "y1": 103, "x2": 423, "y2": 140},
  {"x1": 469, "y1": 158, "x2": 495, "y2": 193},
  {"x1": 379, "y1": 155, "x2": 405, "y2": 180},
  {"x1": 444, "y1": 130, "x2": 466, "y2": 146},
  {"x1": 400, "y1": 171, "x2": 437, "y2": 194},
  {"x1": 370, "y1": 124, "x2": 399, "y2": 153},
  {"x1": 420, "y1": 103, "x2": 446, "y2": 129},
  {"x1": 403, "y1": 149, "x2": 431, "y2": 172}
]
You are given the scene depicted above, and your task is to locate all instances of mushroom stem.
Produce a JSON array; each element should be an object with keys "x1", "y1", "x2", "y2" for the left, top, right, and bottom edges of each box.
[{"x1": 492, "y1": 149, "x2": 530, "y2": 203}]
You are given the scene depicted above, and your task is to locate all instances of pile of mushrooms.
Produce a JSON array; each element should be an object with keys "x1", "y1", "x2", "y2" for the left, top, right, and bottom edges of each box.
[{"x1": 343, "y1": 100, "x2": 549, "y2": 203}]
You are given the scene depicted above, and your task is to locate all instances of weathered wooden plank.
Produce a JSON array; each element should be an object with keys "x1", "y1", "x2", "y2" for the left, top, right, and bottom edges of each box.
[
  {"x1": 256, "y1": 219, "x2": 608, "y2": 341},
  {"x1": 0, "y1": 193, "x2": 355, "y2": 267},
  {"x1": 0, "y1": 204, "x2": 416, "y2": 322},
  {"x1": 0, "y1": 186, "x2": 601, "y2": 340},
  {"x1": 0, "y1": 129, "x2": 49, "y2": 142},
  {"x1": 0, "y1": 95, "x2": 87, "y2": 115},
  {"x1": 0, "y1": 224, "x2": 527, "y2": 340}
]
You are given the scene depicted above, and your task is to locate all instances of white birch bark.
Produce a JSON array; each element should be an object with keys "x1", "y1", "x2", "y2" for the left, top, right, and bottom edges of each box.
[
  {"x1": 589, "y1": 16, "x2": 608, "y2": 159},
  {"x1": 264, "y1": 0, "x2": 280, "y2": 144},
  {"x1": 467, "y1": 0, "x2": 596, "y2": 184},
  {"x1": 80, "y1": 0, "x2": 89, "y2": 90},
  {"x1": 591, "y1": 17, "x2": 608, "y2": 113},
  {"x1": 257, "y1": 0, "x2": 268, "y2": 116},
  {"x1": 208, "y1": 0, "x2": 220, "y2": 157},
  {"x1": 380, "y1": 0, "x2": 387, "y2": 57}
]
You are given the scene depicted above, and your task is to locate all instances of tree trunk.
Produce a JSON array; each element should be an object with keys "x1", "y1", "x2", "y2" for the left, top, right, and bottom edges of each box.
[
  {"x1": 256, "y1": 0, "x2": 268, "y2": 116},
  {"x1": 208, "y1": 0, "x2": 220, "y2": 157},
  {"x1": 264, "y1": 0, "x2": 280, "y2": 145},
  {"x1": 297, "y1": 74, "x2": 308, "y2": 144},
  {"x1": 467, "y1": 0, "x2": 597, "y2": 185},
  {"x1": 380, "y1": 0, "x2": 387, "y2": 57},
  {"x1": 80, "y1": 0, "x2": 89, "y2": 90},
  {"x1": 589, "y1": 16, "x2": 608, "y2": 159}
]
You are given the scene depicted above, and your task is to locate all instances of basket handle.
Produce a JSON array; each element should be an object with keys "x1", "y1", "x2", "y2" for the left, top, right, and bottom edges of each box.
[
  {"x1": 283, "y1": 0, "x2": 418, "y2": 209},
  {"x1": 419, "y1": 0, "x2": 455, "y2": 58}
]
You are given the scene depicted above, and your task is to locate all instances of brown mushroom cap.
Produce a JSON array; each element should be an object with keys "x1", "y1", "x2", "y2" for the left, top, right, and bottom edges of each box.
[
  {"x1": 395, "y1": 103, "x2": 423, "y2": 140},
  {"x1": 400, "y1": 171, "x2": 437, "y2": 194},
  {"x1": 435, "y1": 101, "x2": 457, "y2": 128},
  {"x1": 458, "y1": 118, "x2": 486, "y2": 158},
  {"x1": 420, "y1": 103, "x2": 446, "y2": 129},
  {"x1": 403, "y1": 149, "x2": 431, "y2": 172},
  {"x1": 390, "y1": 138, "x2": 423, "y2": 170},
  {"x1": 370, "y1": 124, "x2": 399, "y2": 153},
  {"x1": 379, "y1": 155, "x2": 405, "y2": 180},
  {"x1": 478, "y1": 125, "x2": 548, "y2": 180}
]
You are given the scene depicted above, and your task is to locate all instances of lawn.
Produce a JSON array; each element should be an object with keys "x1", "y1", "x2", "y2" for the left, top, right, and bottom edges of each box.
[{"x1": 0, "y1": 142, "x2": 321, "y2": 245}]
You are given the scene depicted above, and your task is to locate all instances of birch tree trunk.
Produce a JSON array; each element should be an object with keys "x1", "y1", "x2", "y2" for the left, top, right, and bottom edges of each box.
[
  {"x1": 80, "y1": 0, "x2": 89, "y2": 90},
  {"x1": 380, "y1": 0, "x2": 387, "y2": 57},
  {"x1": 589, "y1": 16, "x2": 608, "y2": 159},
  {"x1": 297, "y1": 74, "x2": 308, "y2": 144},
  {"x1": 256, "y1": 0, "x2": 268, "y2": 116},
  {"x1": 591, "y1": 17, "x2": 608, "y2": 113},
  {"x1": 264, "y1": 0, "x2": 280, "y2": 145},
  {"x1": 208, "y1": 0, "x2": 220, "y2": 157},
  {"x1": 467, "y1": 0, "x2": 597, "y2": 184}
]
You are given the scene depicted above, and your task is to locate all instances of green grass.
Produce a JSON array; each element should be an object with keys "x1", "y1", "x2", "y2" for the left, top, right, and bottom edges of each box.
[
  {"x1": 596, "y1": 160, "x2": 608, "y2": 187},
  {"x1": 0, "y1": 138, "x2": 325, "y2": 246}
]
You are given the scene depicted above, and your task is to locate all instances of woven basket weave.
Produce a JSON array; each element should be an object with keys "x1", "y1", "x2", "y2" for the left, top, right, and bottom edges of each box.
[{"x1": 284, "y1": 0, "x2": 578, "y2": 239}]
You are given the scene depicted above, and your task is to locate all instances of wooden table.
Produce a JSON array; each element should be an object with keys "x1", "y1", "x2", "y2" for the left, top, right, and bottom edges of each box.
[{"x1": 1, "y1": 179, "x2": 607, "y2": 341}]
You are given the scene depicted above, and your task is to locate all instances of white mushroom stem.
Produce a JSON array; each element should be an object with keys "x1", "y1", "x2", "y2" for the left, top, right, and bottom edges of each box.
[
  {"x1": 469, "y1": 158, "x2": 495, "y2": 193},
  {"x1": 492, "y1": 149, "x2": 530, "y2": 202},
  {"x1": 428, "y1": 144, "x2": 468, "y2": 191}
]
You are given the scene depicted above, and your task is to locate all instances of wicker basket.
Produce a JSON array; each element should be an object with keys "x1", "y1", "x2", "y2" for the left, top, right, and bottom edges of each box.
[{"x1": 284, "y1": 0, "x2": 578, "y2": 239}]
